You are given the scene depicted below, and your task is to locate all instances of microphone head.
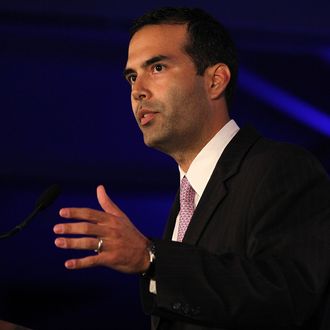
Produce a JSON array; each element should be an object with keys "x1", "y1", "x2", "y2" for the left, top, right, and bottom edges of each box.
[{"x1": 35, "y1": 184, "x2": 61, "y2": 211}]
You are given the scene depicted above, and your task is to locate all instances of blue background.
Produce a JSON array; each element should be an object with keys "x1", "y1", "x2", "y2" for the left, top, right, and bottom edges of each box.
[{"x1": 0, "y1": 1, "x2": 329, "y2": 329}]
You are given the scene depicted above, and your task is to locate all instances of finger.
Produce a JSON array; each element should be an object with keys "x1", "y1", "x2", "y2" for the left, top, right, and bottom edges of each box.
[
  {"x1": 64, "y1": 255, "x2": 100, "y2": 270},
  {"x1": 59, "y1": 207, "x2": 109, "y2": 223},
  {"x1": 97, "y1": 185, "x2": 125, "y2": 216},
  {"x1": 53, "y1": 222, "x2": 102, "y2": 236},
  {"x1": 55, "y1": 236, "x2": 100, "y2": 251}
]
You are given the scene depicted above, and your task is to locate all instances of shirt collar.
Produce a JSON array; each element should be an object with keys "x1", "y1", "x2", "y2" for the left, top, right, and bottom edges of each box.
[{"x1": 179, "y1": 119, "x2": 240, "y2": 198}]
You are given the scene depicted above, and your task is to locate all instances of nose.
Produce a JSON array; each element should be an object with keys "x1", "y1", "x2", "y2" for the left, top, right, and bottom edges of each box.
[{"x1": 131, "y1": 77, "x2": 150, "y2": 101}]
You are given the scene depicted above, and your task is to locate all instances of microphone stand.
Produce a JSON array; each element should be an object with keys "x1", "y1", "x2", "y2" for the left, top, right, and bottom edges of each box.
[{"x1": 0, "y1": 184, "x2": 61, "y2": 240}]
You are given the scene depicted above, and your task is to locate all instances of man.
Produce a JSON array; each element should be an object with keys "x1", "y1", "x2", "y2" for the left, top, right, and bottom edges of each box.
[{"x1": 53, "y1": 7, "x2": 330, "y2": 330}]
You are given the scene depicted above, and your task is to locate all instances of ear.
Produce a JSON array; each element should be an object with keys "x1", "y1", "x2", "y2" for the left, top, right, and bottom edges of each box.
[{"x1": 205, "y1": 63, "x2": 231, "y2": 100}]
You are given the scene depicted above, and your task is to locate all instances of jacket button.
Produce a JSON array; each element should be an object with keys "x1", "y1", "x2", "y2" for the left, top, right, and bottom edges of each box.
[{"x1": 172, "y1": 302, "x2": 181, "y2": 311}]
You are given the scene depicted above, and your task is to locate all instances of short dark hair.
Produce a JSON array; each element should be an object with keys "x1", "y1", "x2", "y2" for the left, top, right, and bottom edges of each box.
[{"x1": 130, "y1": 7, "x2": 238, "y2": 106}]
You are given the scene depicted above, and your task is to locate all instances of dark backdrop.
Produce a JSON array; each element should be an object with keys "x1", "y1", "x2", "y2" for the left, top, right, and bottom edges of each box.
[{"x1": 0, "y1": 1, "x2": 329, "y2": 329}]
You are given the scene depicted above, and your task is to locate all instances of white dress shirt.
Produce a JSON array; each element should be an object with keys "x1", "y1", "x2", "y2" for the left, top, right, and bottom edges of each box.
[
  {"x1": 150, "y1": 119, "x2": 239, "y2": 293},
  {"x1": 172, "y1": 119, "x2": 240, "y2": 241}
]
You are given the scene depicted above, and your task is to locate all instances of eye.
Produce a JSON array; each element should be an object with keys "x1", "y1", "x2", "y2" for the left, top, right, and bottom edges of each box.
[
  {"x1": 126, "y1": 74, "x2": 137, "y2": 85},
  {"x1": 153, "y1": 64, "x2": 164, "y2": 73}
]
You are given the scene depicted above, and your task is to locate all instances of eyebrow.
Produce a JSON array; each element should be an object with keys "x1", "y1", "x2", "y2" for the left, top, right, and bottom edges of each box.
[{"x1": 123, "y1": 55, "x2": 170, "y2": 78}]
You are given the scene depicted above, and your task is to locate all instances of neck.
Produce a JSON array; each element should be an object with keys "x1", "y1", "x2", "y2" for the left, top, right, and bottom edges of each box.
[
  {"x1": 174, "y1": 150, "x2": 199, "y2": 173},
  {"x1": 172, "y1": 131, "x2": 217, "y2": 172},
  {"x1": 173, "y1": 117, "x2": 231, "y2": 173}
]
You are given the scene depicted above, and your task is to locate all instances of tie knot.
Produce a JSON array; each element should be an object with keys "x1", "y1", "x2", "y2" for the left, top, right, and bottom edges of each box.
[
  {"x1": 180, "y1": 176, "x2": 195, "y2": 204},
  {"x1": 177, "y1": 176, "x2": 195, "y2": 242}
]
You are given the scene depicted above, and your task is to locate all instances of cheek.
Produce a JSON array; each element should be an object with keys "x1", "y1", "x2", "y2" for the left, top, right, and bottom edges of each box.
[
  {"x1": 166, "y1": 80, "x2": 192, "y2": 102},
  {"x1": 167, "y1": 79, "x2": 206, "y2": 111},
  {"x1": 130, "y1": 96, "x2": 137, "y2": 113}
]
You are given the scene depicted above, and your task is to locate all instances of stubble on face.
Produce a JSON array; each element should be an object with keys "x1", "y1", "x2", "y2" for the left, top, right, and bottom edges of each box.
[
  {"x1": 127, "y1": 24, "x2": 212, "y2": 163},
  {"x1": 140, "y1": 79, "x2": 209, "y2": 158}
]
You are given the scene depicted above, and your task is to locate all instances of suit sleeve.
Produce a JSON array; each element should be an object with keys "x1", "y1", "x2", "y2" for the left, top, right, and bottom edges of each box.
[{"x1": 140, "y1": 145, "x2": 330, "y2": 329}]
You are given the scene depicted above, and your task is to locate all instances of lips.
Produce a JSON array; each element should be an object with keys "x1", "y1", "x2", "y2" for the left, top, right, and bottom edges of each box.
[
  {"x1": 138, "y1": 108, "x2": 158, "y2": 126},
  {"x1": 141, "y1": 112, "x2": 156, "y2": 126}
]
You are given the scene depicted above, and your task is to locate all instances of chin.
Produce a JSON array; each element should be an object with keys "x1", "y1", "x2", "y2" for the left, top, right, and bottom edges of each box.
[
  {"x1": 142, "y1": 128, "x2": 175, "y2": 152},
  {"x1": 144, "y1": 135, "x2": 164, "y2": 151},
  {"x1": 143, "y1": 137, "x2": 158, "y2": 148}
]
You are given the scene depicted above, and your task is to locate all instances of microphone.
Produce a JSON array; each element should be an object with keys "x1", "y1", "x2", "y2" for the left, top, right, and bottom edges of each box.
[{"x1": 0, "y1": 184, "x2": 61, "y2": 240}]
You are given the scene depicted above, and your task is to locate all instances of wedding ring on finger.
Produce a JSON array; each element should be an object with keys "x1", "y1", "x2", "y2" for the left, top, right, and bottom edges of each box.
[{"x1": 94, "y1": 238, "x2": 104, "y2": 254}]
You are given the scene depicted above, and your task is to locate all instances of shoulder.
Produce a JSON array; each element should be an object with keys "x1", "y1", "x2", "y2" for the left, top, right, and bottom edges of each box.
[
  {"x1": 231, "y1": 126, "x2": 329, "y2": 181},
  {"x1": 242, "y1": 128, "x2": 326, "y2": 173}
]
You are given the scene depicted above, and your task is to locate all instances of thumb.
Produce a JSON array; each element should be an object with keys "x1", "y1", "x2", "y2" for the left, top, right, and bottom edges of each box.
[{"x1": 97, "y1": 185, "x2": 124, "y2": 216}]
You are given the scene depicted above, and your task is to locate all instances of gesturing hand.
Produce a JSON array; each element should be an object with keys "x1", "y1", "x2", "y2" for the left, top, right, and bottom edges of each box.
[{"x1": 53, "y1": 185, "x2": 151, "y2": 274}]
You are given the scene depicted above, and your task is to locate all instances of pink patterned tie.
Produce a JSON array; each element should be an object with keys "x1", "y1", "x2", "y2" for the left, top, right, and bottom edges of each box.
[{"x1": 177, "y1": 176, "x2": 196, "y2": 242}]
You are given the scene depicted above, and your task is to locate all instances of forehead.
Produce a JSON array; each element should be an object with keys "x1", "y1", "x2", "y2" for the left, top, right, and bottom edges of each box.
[{"x1": 127, "y1": 24, "x2": 188, "y2": 67}]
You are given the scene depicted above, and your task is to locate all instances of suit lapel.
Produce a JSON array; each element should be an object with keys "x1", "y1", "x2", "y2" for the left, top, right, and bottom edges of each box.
[
  {"x1": 182, "y1": 126, "x2": 261, "y2": 245},
  {"x1": 163, "y1": 190, "x2": 180, "y2": 240}
]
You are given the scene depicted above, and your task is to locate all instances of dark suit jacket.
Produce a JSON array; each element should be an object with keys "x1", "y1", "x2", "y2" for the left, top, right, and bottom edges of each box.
[{"x1": 140, "y1": 126, "x2": 330, "y2": 330}]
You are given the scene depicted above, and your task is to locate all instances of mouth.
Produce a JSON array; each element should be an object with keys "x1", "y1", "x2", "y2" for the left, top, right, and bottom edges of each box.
[{"x1": 138, "y1": 109, "x2": 158, "y2": 126}]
